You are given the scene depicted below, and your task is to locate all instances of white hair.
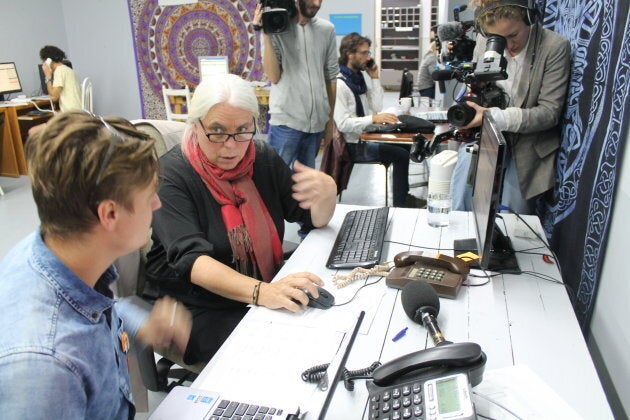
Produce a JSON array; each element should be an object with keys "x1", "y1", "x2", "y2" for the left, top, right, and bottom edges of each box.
[{"x1": 188, "y1": 74, "x2": 259, "y2": 123}]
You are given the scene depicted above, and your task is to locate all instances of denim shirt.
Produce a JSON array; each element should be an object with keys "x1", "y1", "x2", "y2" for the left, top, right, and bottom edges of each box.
[{"x1": 0, "y1": 231, "x2": 148, "y2": 419}]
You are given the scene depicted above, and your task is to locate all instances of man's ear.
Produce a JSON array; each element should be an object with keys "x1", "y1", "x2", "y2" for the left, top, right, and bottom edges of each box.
[{"x1": 95, "y1": 199, "x2": 119, "y2": 231}]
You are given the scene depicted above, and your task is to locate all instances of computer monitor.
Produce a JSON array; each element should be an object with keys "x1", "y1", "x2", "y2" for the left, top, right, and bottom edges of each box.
[
  {"x1": 37, "y1": 64, "x2": 48, "y2": 94},
  {"x1": 399, "y1": 68, "x2": 414, "y2": 99},
  {"x1": 0, "y1": 62, "x2": 23, "y2": 101},
  {"x1": 198, "y1": 56, "x2": 229, "y2": 82},
  {"x1": 455, "y1": 112, "x2": 520, "y2": 273}
]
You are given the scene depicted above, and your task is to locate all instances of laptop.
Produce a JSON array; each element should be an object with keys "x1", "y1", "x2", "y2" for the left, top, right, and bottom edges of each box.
[{"x1": 149, "y1": 311, "x2": 365, "y2": 420}]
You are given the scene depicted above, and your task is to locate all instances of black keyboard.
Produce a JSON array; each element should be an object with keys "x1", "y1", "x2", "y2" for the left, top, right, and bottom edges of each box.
[
  {"x1": 326, "y1": 207, "x2": 389, "y2": 269},
  {"x1": 209, "y1": 399, "x2": 285, "y2": 420}
]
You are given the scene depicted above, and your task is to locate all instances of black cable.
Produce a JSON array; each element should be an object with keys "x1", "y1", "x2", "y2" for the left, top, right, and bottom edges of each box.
[
  {"x1": 301, "y1": 361, "x2": 381, "y2": 391},
  {"x1": 334, "y1": 277, "x2": 383, "y2": 307}
]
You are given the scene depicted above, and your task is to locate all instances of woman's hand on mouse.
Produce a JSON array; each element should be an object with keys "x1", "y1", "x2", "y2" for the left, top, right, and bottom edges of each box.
[{"x1": 257, "y1": 272, "x2": 323, "y2": 312}]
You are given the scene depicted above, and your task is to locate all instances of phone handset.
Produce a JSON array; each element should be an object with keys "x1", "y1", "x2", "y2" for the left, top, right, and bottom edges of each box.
[
  {"x1": 44, "y1": 58, "x2": 52, "y2": 67},
  {"x1": 367, "y1": 342, "x2": 486, "y2": 420},
  {"x1": 372, "y1": 342, "x2": 486, "y2": 387},
  {"x1": 394, "y1": 251, "x2": 469, "y2": 274},
  {"x1": 386, "y1": 251, "x2": 470, "y2": 298}
]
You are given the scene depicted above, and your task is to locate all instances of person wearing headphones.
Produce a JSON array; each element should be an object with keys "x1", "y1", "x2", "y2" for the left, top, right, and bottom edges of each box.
[
  {"x1": 449, "y1": 0, "x2": 570, "y2": 214},
  {"x1": 39, "y1": 45, "x2": 82, "y2": 112}
]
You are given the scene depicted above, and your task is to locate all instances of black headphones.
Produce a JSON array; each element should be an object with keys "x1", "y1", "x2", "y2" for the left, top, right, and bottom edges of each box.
[{"x1": 474, "y1": 0, "x2": 538, "y2": 37}]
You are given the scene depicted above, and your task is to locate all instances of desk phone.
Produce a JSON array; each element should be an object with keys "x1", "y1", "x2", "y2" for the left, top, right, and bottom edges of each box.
[
  {"x1": 368, "y1": 372, "x2": 475, "y2": 420},
  {"x1": 367, "y1": 342, "x2": 485, "y2": 420},
  {"x1": 386, "y1": 252, "x2": 469, "y2": 298}
]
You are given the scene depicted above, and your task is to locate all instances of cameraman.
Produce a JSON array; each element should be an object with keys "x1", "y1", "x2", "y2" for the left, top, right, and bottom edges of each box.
[
  {"x1": 449, "y1": 0, "x2": 570, "y2": 214},
  {"x1": 253, "y1": 0, "x2": 338, "y2": 169}
]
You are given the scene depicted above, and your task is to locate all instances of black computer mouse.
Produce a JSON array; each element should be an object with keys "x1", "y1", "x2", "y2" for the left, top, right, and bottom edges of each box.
[{"x1": 306, "y1": 286, "x2": 335, "y2": 310}]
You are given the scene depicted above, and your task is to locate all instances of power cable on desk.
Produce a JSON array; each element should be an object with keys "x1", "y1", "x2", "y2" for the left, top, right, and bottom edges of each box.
[
  {"x1": 498, "y1": 206, "x2": 575, "y2": 304},
  {"x1": 334, "y1": 276, "x2": 383, "y2": 307}
]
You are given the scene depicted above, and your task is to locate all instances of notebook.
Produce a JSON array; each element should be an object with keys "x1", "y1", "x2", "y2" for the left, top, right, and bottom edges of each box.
[{"x1": 149, "y1": 311, "x2": 365, "y2": 420}]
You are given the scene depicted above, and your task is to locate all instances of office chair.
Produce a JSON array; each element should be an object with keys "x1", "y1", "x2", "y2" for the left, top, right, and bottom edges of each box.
[
  {"x1": 81, "y1": 77, "x2": 93, "y2": 113},
  {"x1": 321, "y1": 122, "x2": 390, "y2": 206},
  {"x1": 162, "y1": 85, "x2": 191, "y2": 122}
]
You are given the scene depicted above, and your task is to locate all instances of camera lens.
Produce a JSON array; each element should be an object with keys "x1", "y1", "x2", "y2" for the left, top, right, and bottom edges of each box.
[
  {"x1": 262, "y1": 10, "x2": 290, "y2": 33},
  {"x1": 485, "y1": 35, "x2": 506, "y2": 55},
  {"x1": 447, "y1": 103, "x2": 476, "y2": 126}
]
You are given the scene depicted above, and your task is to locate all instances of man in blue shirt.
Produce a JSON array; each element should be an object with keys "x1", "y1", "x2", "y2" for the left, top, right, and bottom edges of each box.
[{"x1": 0, "y1": 112, "x2": 191, "y2": 418}]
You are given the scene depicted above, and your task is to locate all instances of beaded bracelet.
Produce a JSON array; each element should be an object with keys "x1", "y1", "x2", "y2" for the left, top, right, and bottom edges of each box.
[{"x1": 252, "y1": 281, "x2": 261, "y2": 305}]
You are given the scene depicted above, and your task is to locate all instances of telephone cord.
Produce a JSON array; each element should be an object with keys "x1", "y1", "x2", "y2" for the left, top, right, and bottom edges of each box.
[{"x1": 301, "y1": 361, "x2": 382, "y2": 391}]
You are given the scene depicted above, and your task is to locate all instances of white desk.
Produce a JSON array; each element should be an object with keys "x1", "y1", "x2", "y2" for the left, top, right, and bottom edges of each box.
[{"x1": 192, "y1": 205, "x2": 612, "y2": 419}]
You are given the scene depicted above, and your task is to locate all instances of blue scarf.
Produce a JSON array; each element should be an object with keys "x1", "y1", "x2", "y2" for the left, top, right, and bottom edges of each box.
[{"x1": 339, "y1": 65, "x2": 367, "y2": 117}]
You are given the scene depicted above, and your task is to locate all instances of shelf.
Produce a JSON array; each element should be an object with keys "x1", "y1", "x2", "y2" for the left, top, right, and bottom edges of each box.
[
  {"x1": 382, "y1": 46, "x2": 419, "y2": 51},
  {"x1": 379, "y1": 2, "x2": 422, "y2": 87}
]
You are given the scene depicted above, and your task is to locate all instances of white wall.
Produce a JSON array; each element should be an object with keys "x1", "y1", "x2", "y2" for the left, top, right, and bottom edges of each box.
[
  {"x1": 60, "y1": 0, "x2": 142, "y2": 119},
  {"x1": 589, "y1": 124, "x2": 630, "y2": 418},
  {"x1": 0, "y1": 0, "x2": 69, "y2": 97},
  {"x1": 318, "y1": 1, "x2": 375, "y2": 50}
]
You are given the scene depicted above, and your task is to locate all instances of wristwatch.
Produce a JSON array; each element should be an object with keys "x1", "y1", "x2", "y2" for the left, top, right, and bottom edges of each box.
[
  {"x1": 45, "y1": 78, "x2": 53, "y2": 84},
  {"x1": 253, "y1": 24, "x2": 263, "y2": 31}
]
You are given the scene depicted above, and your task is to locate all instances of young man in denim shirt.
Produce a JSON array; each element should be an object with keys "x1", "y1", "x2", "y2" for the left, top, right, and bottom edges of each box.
[{"x1": 0, "y1": 112, "x2": 191, "y2": 418}]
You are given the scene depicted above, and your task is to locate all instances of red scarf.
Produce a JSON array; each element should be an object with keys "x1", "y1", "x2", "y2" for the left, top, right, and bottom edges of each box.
[{"x1": 182, "y1": 130, "x2": 283, "y2": 282}]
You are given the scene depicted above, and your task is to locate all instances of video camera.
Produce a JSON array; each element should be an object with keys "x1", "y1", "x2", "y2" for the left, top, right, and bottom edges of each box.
[
  {"x1": 432, "y1": 34, "x2": 508, "y2": 127},
  {"x1": 436, "y1": 5, "x2": 476, "y2": 64},
  {"x1": 259, "y1": 0, "x2": 297, "y2": 34}
]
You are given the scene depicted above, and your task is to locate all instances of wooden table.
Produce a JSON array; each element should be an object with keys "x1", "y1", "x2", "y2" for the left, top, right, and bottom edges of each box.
[
  {"x1": 360, "y1": 122, "x2": 452, "y2": 144},
  {"x1": 0, "y1": 100, "x2": 56, "y2": 177}
]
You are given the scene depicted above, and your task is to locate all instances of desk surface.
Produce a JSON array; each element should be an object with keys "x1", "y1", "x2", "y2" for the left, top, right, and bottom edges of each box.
[
  {"x1": 360, "y1": 122, "x2": 452, "y2": 144},
  {"x1": 192, "y1": 205, "x2": 611, "y2": 419}
]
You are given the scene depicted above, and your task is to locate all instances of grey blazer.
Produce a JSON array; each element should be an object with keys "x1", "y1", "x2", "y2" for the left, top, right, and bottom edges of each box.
[{"x1": 474, "y1": 23, "x2": 571, "y2": 199}]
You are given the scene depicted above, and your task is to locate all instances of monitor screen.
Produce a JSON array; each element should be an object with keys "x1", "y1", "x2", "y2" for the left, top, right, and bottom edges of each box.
[
  {"x1": 470, "y1": 112, "x2": 520, "y2": 273},
  {"x1": 198, "y1": 56, "x2": 229, "y2": 82},
  {"x1": 399, "y1": 69, "x2": 414, "y2": 99},
  {"x1": 38, "y1": 64, "x2": 48, "y2": 94},
  {"x1": 0, "y1": 62, "x2": 23, "y2": 97}
]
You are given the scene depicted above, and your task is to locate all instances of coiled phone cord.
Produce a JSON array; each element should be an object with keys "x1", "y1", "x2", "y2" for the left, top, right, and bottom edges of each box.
[{"x1": 301, "y1": 361, "x2": 382, "y2": 391}]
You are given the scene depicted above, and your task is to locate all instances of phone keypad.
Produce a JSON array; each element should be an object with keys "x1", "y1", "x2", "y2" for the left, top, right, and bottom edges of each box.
[
  {"x1": 411, "y1": 267, "x2": 445, "y2": 282},
  {"x1": 369, "y1": 381, "x2": 424, "y2": 420}
]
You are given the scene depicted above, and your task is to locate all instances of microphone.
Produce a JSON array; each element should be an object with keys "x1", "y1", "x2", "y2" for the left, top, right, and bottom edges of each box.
[
  {"x1": 431, "y1": 69, "x2": 457, "y2": 81},
  {"x1": 401, "y1": 281, "x2": 451, "y2": 346},
  {"x1": 437, "y1": 22, "x2": 464, "y2": 42}
]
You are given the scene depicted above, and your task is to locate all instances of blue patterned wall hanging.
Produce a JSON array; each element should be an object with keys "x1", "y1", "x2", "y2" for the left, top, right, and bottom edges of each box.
[{"x1": 540, "y1": 0, "x2": 630, "y2": 331}]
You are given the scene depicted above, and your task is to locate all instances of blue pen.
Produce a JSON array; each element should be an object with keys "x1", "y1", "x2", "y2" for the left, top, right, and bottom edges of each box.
[{"x1": 392, "y1": 327, "x2": 408, "y2": 342}]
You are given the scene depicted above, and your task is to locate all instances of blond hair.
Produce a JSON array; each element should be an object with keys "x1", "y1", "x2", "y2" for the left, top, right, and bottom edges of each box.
[
  {"x1": 26, "y1": 111, "x2": 157, "y2": 237},
  {"x1": 472, "y1": 0, "x2": 528, "y2": 33}
]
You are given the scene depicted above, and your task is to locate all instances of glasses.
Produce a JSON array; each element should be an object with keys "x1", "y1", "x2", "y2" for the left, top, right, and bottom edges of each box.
[
  {"x1": 198, "y1": 118, "x2": 257, "y2": 143},
  {"x1": 356, "y1": 50, "x2": 372, "y2": 56},
  {"x1": 84, "y1": 111, "x2": 129, "y2": 185}
]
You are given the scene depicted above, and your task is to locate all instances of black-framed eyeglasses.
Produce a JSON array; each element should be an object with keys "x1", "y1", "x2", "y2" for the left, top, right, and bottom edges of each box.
[
  {"x1": 84, "y1": 111, "x2": 129, "y2": 185},
  {"x1": 198, "y1": 118, "x2": 257, "y2": 143}
]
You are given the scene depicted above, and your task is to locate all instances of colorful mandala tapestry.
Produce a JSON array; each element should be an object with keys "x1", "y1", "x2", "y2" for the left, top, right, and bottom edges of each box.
[{"x1": 128, "y1": 0, "x2": 263, "y2": 119}]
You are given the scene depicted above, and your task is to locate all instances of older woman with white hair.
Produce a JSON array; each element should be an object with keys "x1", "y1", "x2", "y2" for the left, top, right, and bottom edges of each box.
[{"x1": 145, "y1": 74, "x2": 337, "y2": 364}]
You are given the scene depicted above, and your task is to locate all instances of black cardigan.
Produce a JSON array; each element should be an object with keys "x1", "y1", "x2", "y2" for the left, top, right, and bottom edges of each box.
[{"x1": 145, "y1": 141, "x2": 313, "y2": 308}]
